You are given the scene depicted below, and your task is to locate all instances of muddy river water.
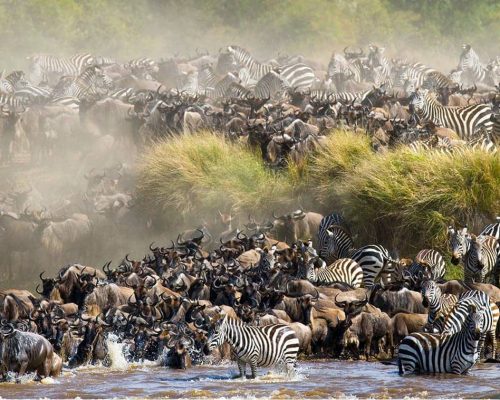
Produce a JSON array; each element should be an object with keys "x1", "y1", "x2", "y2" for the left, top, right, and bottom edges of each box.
[{"x1": 0, "y1": 359, "x2": 498, "y2": 399}]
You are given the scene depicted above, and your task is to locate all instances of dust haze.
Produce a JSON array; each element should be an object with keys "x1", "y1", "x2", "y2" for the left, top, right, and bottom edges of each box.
[{"x1": 0, "y1": 0, "x2": 498, "y2": 289}]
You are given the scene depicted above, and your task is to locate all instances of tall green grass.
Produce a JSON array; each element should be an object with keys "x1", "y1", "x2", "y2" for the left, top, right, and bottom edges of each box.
[
  {"x1": 137, "y1": 130, "x2": 500, "y2": 256},
  {"x1": 137, "y1": 132, "x2": 295, "y2": 220}
]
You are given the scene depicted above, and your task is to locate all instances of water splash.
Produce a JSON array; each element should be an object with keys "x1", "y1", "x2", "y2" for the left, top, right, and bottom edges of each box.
[{"x1": 106, "y1": 333, "x2": 129, "y2": 370}]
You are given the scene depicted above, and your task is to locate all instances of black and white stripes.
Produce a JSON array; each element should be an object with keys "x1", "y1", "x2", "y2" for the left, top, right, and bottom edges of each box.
[
  {"x1": 206, "y1": 315, "x2": 299, "y2": 378},
  {"x1": 409, "y1": 89, "x2": 492, "y2": 140},
  {"x1": 306, "y1": 257, "x2": 363, "y2": 288},
  {"x1": 398, "y1": 305, "x2": 483, "y2": 374}
]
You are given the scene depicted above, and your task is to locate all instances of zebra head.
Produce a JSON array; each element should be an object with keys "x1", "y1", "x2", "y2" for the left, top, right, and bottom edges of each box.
[
  {"x1": 458, "y1": 44, "x2": 477, "y2": 70},
  {"x1": 448, "y1": 226, "x2": 470, "y2": 264},
  {"x1": 420, "y1": 280, "x2": 439, "y2": 309},
  {"x1": 206, "y1": 314, "x2": 229, "y2": 351},
  {"x1": 408, "y1": 88, "x2": 427, "y2": 114}
]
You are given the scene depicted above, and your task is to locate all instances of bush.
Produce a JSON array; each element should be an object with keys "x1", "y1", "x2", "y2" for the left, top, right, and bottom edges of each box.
[
  {"x1": 137, "y1": 130, "x2": 500, "y2": 258},
  {"x1": 137, "y1": 132, "x2": 295, "y2": 220}
]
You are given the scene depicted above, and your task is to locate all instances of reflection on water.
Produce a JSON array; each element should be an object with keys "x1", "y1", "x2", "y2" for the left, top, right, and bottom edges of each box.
[{"x1": 0, "y1": 360, "x2": 498, "y2": 399}]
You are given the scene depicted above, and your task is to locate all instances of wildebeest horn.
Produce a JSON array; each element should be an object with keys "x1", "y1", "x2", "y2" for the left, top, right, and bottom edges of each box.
[
  {"x1": 149, "y1": 242, "x2": 156, "y2": 252},
  {"x1": 40, "y1": 271, "x2": 48, "y2": 282},
  {"x1": 36, "y1": 284, "x2": 43, "y2": 295},
  {"x1": 334, "y1": 293, "x2": 347, "y2": 308},
  {"x1": 125, "y1": 254, "x2": 132, "y2": 262}
]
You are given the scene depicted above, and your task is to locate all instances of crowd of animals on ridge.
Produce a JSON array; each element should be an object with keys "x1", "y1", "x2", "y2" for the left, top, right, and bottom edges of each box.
[
  {"x1": 0, "y1": 43, "x2": 499, "y2": 169},
  {"x1": 0, "y1": 210, "x2": 499, "y2": 380},
  {"x1": 2, "y1": 44, "x2": 499, "y2": 304}
]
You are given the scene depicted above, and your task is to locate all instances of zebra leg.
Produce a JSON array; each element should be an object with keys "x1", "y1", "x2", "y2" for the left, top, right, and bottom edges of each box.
[
  {"x1": 247, "y1": 362, "x2": 257, "y2": 379},
  {"x1": 487, "y1": 330, "x2": 496, "y2": 360},
  {"x1": 234, "y1": 359, "x2": 246, "y2": 379},
  {"x1": 285, "y1": 360, "x2": 296, "y2": 377}
]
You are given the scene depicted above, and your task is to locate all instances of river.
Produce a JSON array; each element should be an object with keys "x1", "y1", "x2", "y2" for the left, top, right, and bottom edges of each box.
[{"x1": 0, "y1": 360, "x2": 498, "y2": 399}]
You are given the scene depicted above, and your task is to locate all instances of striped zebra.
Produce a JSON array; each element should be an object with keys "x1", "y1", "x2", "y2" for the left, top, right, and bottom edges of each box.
[
  {"x1": 317, "y1": 213, "x2": 352, "y2": 264},
  {"x1": 398, "y1": 305, "x2": 483, "y2": 375},
  {"x1": 206, "y1": 315, "x2": 299, "y2": 378},
  {"x1": 306, "y1": 257, "x2": 363, "y2": 288},
  {"x1": 0, "y1": 93, "x2": 25, "y2": 109},
  {"x1": 326, "y1": 53, "x2": 364, "y2": 91},
  {"x1": 420, "y1": 280, "x2": 458, "y2": 333},
  {"x1": 198, "y1": 65, "x2": 218, "y2": 93},
  {"x1": 448, "y1": 227, "x2": 499, "y2": 284},
  {"x1": 0, "y1": 71, "x2": 28, "y2": 94},
  {"x1": 409, "y1": 89, "x2": 492, "y2": 140},
  {"x1": 349, "y1": 245, "x2": 397, "y2": 288},
  {"x1": 47, "y1": 96, "x2": 80, "y2": 110},
  {"x1": 367, "y1": 44, "x2": 392, "y2": 86},
  {"x1": 442, "y1": 290, "x2": 499, "y2": 359},
  {"x1": 254, "y1": 70, "x2": 287, "y2": 100},
  {"x1": 480, "y1": 217, "x2": 500, "y2": 240},
  {"x1": 408, "y1": 249, "x2": 446, "y2": 281},
  {"x1": 14, "y1": 85, "x2": 52, "y2": 104},
  {"x1": 52, "y1": 66, "x2": 111, "y2": 100},
  {"x1": 28, "y1": 53, "x2": 95, "y2": 83},
  {"x1": 393, "y1": 62, "x2": 457, "y2": 91},
  {"x1": 491, "y1": 114, "x2": 500, "y2": 145},
  {"x1": 226, "y1": 45, "x2": 315, "y2": 90},
  {"x1": 126, "y1": 57, "x2": 158, "y2": 73},
  {"x1": 253, "y1": 246, "x2": 276, "y2": 275},
  {"x1": 458, "y1": 44, "x2": 487, "y2": 86},
  {"x1": 469, "y1": 132, "x2": 497, "y2": 154},
  {"x1": 108, "y1": 88, "x2": 135, "y2": 102}
]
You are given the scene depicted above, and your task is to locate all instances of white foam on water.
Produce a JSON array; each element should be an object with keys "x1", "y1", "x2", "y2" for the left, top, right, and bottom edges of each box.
[
  {"x1": 40, "y1": 377, "x2": 57, "y2": 384},
  {"x1": 106, "y1": 333, "x2": 129, "y2": 370}
]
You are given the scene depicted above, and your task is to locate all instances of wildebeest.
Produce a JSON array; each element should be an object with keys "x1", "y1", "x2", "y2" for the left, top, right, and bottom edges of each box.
[{"x1": 0, "y1": 323, "x2": 59, "y2": 380}]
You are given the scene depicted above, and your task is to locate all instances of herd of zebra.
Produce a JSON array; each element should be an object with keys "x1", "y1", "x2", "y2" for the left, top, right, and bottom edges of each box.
[
  {"x1": 0, "y1": 43, "x2": 499, "y2": 167},
  {"x1": 1, "y1": 210, "x2": 499, "y2": 380}
]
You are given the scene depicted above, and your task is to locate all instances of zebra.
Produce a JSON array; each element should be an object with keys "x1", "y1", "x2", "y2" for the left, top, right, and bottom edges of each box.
[
  {"x1": 393, "y1": 62, "x2": 457, "y2": 92},
  {"x1": 108, "y1": 88, "x2": 135, "y2": 102},
  {"x1": 14, "y1": 85, "x2": 52, "y2": 104},
  {"x1": 448, "y1": 227, "x2": 499, "y2": 284},
  {"x1": 458, "y1": 44, "x2": 487, "y2": 86},
  {"x1": 47, "y1": 96, "x2": 80, "y2": 110},
  {"x1": 469, "y1": 132, "x2": 497, "y2": 154},
  {"x1": 254, "y1": 70, "x2": 287, "y2": 100},
  {"x1": 480, "y1": 217, "x2": 500, "y2": 240},
  {"x1": 442, "y1": 290, "x2": 499, "y2": 359},
  {"x1": 409, "y1": 89, "x2": 492, "y2": 140},
  {"x1": 408, "y1": 249, "x2": 446, "y2": 281},
  {"x1": 28, "y1": 53, "x2": 95, "y2": 83},
  {"x1": 349, "y1": 245, "x2": 397, "y2": 288},
  {"x1": 198, "y1": 65, "x2": 219, "y2": 92},
  {"x1": 306, "y1": 257, "x2": 363, "y2": 288},
  {"x1": 253, "y1": 246, "x2": 276, "y2": 276},
  {"x1": 326, "y1": 53, "x2": 364, "y2": 91},
  {"x1": 367, "y1": 44, "x2": 392, "y2": 86},
  {"x1": 420, "y1": 280, "x2": 458, "y2": 333},
  {"x1": 491, "y1": 114, "x2": 500, "y2": 145},
  {"x1": 317, "y1": 213, "x2": 353, "y2": 264},
  {"x1": 0, "y1": 93, "x2": 25, "y2": 109},
  {"x1": 52, "y1": 66, "x2": 111, "y2": 100},
  {"x1": 227, "y1": 45, "x2": 315, "y2": 90},
  {"x1": 398, "y1": 305, "x2": 483, "y2": 375},
  {"x1": 206, "y1": 315, "x2": 299, "y2": 378}
]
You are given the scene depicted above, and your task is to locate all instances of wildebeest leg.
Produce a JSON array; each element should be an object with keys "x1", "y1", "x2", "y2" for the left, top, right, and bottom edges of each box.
[
  {"x1": 17, "y1": 359, "x2": 29, "y2": 382},
  {"x1": 365, "y1": 336, "x2": 372, "y2": 360}
]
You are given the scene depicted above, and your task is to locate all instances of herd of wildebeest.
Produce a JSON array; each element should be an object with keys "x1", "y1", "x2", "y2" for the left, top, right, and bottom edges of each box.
[{"x1": 0, "y1": 43, "x2": 499, "y2": 381}]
